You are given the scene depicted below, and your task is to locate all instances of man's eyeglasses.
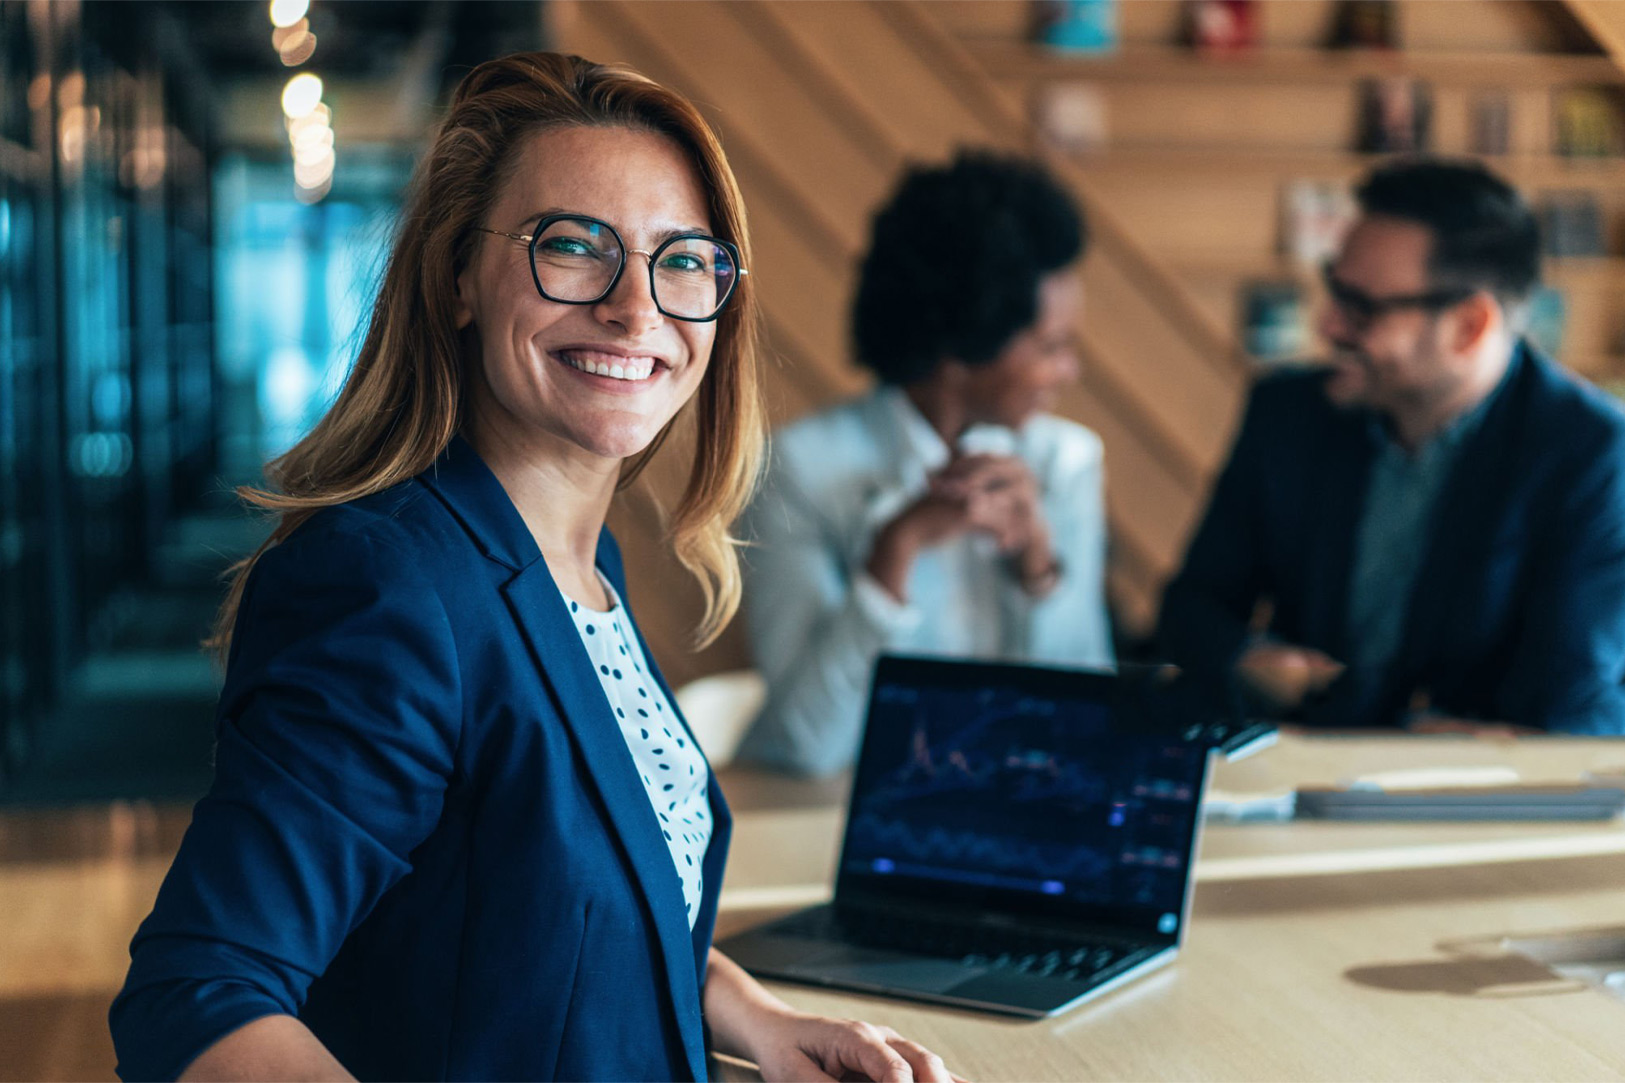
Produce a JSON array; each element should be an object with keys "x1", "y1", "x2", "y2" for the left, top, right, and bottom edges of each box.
[
  {"x1": 1320, "y1": 262, "x2": 1476, "y2": 331},
  {"x1": 476, "y1": 214, "x2": 747, "y2": 323}
]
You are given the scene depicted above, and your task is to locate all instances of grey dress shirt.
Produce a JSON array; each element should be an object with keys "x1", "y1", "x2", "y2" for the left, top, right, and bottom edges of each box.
[{"x1": 1345, "y1": 372, "x2": 1508, "y2": 680}]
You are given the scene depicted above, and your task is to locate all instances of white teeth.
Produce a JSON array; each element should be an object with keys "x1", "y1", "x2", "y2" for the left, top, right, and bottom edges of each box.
[{"x1": 562, "y1": 353, "x2": 655, "y2": 381}]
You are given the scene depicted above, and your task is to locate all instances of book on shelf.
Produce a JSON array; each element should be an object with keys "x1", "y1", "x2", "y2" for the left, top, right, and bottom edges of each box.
[
  {"x1": 1469, "y1": 91, "x2": 1512, "y2": 157},
  {"x1": 1354, "y1": 76, "x2": 1432, "y2": 154},
  {"x1": 1032, "y1": 82, "x2": 1109, "y2": 153},
  {"x1": 1325, "y1": 0, "x2": 1398, "y2": 50},
  {"x1": 1279, "y1": 178, "x2": 1356, "y2": 268},
  {"x1": 1538, "y1": 191, "x2": 1608, "y2": 258},
  {"x1": 1553, "y1": 88, "x2": 1623, "y2": 158},
  {"x1": 1241, "y1": 279, "x2": 1309, "y2": 364},
  {"x1": 1031, "y1": 0, "x2": 1118, "y2": 55},
  {"x1": 1180, "y1": 0, "x2": 1257, "y2": 55}
]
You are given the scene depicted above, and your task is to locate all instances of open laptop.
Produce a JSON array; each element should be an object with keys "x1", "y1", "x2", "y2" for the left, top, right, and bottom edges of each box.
[{"x1": 718, "y1": 655, "x2": 1213, "y2": 1019}]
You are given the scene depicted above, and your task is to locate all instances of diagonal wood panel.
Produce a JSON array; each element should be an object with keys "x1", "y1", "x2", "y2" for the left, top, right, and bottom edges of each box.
[
  {"x1": 558, "y1": 0, "x2": 1250, "y2": 682},
  {"x1": 1562, "y1": 0, "x2": 1625, "y2": 69}
]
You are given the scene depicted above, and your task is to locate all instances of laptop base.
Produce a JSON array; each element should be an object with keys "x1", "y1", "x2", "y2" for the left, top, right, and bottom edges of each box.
[{"x1": 719, "y1": 903, "x2": 1174, "y2": 1019}]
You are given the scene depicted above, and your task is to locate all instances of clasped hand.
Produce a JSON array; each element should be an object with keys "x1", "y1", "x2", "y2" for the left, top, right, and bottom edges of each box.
[{"x1": 867, "y1": 453, "x2": 1055, "y2": 601}]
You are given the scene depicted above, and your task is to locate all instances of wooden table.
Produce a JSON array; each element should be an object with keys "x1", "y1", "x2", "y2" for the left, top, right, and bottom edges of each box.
[
  {"x1": 713, "y1": 736, "x2": 1625, "y2": 1080},
  {"x1": 5, "y1": 737, "x2": 1623, "y2": 1080}
]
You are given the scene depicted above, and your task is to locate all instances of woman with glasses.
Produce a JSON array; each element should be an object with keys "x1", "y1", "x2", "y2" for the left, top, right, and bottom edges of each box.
[
  {"x1": 737, "y1": 151, "x2": 1113, "y2": 777},
  {"x1": 110, "y1": 53, "x2": 956, "y2": 1083}
]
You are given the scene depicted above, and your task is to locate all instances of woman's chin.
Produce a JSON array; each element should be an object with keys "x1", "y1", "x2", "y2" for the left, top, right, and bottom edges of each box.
[{"x1": 569, "y1": 421, "x2": 670, "y2": 463}]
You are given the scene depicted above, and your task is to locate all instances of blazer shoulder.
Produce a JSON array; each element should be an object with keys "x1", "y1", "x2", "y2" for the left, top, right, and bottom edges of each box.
[
  {"x1": 1521, "y1": 351, "x2": 1625, "y2": 459},
  {"x1": 269, "y1": 483, "x2": 466, "y2": 584}
]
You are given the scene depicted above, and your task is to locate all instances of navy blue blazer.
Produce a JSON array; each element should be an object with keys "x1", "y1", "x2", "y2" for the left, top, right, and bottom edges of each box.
[
  {"x1": 1159, "y1": 344, "x2": 1625, "y2": 733},
  {"x1": 111, "y1": 438, "x2": 730, "y2": 1081}
]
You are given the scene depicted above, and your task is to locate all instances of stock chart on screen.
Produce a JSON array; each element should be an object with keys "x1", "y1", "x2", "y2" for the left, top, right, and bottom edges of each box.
[{"x1": 843, "y1": 679, "x2": 1205, "y2": 915}]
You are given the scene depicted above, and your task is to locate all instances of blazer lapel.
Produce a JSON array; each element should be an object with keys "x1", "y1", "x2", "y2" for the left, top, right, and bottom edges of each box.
[
  {"x1": 1398, "y1": 349, "x2": 1529, "y2": 684},
  {"x1": 603, "y1": 542, "x2": 735, "y2": 986},
  {"x1": 1307, "y1": 412, "x2": 1376, "y2": 659},
  {"x1": 419, "y1": 437, "x2": 708, "y2": 1081},
  {"x1": 501, "y1": 561, "x2": 709, "y2": 1081}
]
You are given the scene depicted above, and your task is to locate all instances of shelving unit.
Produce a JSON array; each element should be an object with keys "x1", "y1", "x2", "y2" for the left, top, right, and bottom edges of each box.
[
  {"x1": 959, "y1": 11, "x2": 1625, "y2": 381},
  {"x1": 973, "y1": 41, "x2": 1625, "y2": 88}
]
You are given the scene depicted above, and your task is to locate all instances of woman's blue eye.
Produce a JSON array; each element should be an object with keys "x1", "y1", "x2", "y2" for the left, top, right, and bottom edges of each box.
[
  {"x1": 539, "y1": 237, "x2": 598, "y2": 258},
  {"x1": 658, "y1": 251, "x2": 709, "y2": 274}
]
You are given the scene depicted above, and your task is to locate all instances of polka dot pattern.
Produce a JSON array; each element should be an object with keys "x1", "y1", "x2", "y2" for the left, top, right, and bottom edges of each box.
[{"x1": 562, "y1": 577, "x2": 711, "y2": 929}]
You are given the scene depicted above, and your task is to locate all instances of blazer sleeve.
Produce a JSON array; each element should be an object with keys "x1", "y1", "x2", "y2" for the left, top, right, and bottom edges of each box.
[
  {"x1": 110, "y1": 523, "x2": 463, "y2": 1081},
  {"x1": 1495, "y1": 430, "x2": 1625, "y2": 734},
  {"x1": 1157, "y1": 385, "x2": 1271, "y2": 678}
]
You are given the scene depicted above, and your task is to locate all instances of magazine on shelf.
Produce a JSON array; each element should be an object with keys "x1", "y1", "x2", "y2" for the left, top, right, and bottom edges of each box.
[{"x1": 1354, "y1": 76, "x2": 1432, "y2": 154}]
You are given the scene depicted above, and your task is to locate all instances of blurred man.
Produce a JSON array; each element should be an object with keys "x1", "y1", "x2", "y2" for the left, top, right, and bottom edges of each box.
[{"x1": 1159, "y1": 158, "x2": 1625, "y2": 735}]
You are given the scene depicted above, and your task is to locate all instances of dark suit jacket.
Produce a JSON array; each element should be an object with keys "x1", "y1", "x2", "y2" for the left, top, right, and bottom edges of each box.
[
  {"x1": 1158, "y1": 343, "x2": 1625, "y2": 733},
  {"x1": 111, "y1": 437, "x2": 729, "y2": 1081}
]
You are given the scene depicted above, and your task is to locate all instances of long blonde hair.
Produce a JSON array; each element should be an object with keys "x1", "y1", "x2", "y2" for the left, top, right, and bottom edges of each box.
[{"x1": 212, "y1": 52, "x2": 765, "y2": 658}]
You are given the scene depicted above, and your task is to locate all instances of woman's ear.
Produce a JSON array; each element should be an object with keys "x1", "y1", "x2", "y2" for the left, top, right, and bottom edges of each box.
[{"x1": 453, "y1": 266, "x2": 475, "y2": 330}]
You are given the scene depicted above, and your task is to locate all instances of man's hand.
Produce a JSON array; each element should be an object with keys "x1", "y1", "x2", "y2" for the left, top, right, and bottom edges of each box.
[
  {"x1": 1235, "y1": 643, "x2": 1346, "y2": 710},
  {"x1": 1405, "y1": 714, "x2": 1543, "y2": 739}
]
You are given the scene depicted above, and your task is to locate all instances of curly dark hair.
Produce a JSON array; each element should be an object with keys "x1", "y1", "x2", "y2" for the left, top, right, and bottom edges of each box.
[{"x1": 852, "y1": 150, "x2": 1086, "y2": 385}]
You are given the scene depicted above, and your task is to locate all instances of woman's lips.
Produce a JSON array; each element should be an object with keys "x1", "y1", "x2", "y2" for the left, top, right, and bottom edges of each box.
[{"x1": 556, "y1": 348, "x2": 660, "y2": 383}]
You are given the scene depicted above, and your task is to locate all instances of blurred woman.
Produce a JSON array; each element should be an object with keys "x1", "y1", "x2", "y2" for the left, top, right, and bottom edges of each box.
[
  {"x1": 111, "y1": 52, "x2": 955, "y2": 1083},
  {"x1": 739, "y1": 151, "x2": 1112, "y2": 776}
]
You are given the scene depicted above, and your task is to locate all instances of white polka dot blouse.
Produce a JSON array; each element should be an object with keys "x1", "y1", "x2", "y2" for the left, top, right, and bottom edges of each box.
[{"x1": 562, "y1": 578, "x2": 712, "y2": 930}]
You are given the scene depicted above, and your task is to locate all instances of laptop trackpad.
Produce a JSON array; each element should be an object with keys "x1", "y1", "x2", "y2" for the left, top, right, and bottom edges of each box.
[{"x1": 789, "y1": 946, "x2": 974, "y2": 994}]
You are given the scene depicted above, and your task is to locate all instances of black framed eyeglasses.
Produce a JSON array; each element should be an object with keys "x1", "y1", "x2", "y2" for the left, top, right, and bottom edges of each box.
[
  {"x1": 476, "y1": 214, "x2": 747, "y2": 323},
  {"x1": 1320, "y1": 262, "x2": 1476, "y2": 331}
]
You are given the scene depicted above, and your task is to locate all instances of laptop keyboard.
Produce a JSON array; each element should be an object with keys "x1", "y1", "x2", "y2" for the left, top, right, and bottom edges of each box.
[{"x1": 770, "y1": 906, "x2": 1149, "y2": 982}]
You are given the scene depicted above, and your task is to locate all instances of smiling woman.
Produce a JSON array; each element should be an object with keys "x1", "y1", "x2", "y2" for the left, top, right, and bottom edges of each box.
[
  {"x1": 453, "y1": 125, "x2": 725, "y2": 471},
  {"x1": 107, "y1": 52, "x2": 957, "y2": 1083}
]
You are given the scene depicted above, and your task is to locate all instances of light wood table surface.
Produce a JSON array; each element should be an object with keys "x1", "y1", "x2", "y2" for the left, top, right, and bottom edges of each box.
[
  {"x1": 5, "y1": 737, "x2": 1623, "y2": 1080},
  {"x1": 717, "y1": 735, "x2": 1625, "y2": 909},
  {"x1": 713, "y1": 735, "x2": 1625, "y2": 1080}
]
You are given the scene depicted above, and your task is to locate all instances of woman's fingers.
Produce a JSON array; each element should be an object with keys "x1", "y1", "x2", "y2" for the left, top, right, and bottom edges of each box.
[
  {"x1": 822, "y1": 1021, "x2": 914, "y2": 1083},
  {"x1": 885, "y1": 1036, "x2": 955, "y2": 1083}
]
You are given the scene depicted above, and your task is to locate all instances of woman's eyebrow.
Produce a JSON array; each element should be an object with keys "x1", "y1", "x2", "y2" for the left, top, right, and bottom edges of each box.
[
  {"x1": 650, "y1": 225, "x2": 712, "y2": 243},
  {"x1": 518, "y1": 210, "x2": 713, "y2": 240},
  {"x1": 518, "y1": 208, "x2": 567, "y2": 231}
]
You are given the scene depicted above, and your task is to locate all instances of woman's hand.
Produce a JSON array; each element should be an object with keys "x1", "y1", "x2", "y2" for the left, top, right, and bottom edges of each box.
[
  {"x1": 865, "y1": 452, "x2": 1053, "y2": 603},
  {"x1": 705, "y1": 949, "x2": 966, "y2": 1083},
  {"x1": 932, "y1": 453, "x2": 1045, "y2": 557},
  {"x1": 746, "y1": 1009, "x2": 962, "y2": 1083}
]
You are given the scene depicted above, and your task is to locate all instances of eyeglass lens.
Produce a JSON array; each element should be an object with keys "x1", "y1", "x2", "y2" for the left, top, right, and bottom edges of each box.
[
  {"x1": 1321, "y1": 265, "x2": 1380, "y2": 324},
  {"x1": 531, "y1": 216, "x2": 738, "y2": 320}
]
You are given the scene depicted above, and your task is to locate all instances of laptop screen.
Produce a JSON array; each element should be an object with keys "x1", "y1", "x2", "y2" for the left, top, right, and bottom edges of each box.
[{"x1": 836, "y1": 656, "x2": 1210, "y2": 939}]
